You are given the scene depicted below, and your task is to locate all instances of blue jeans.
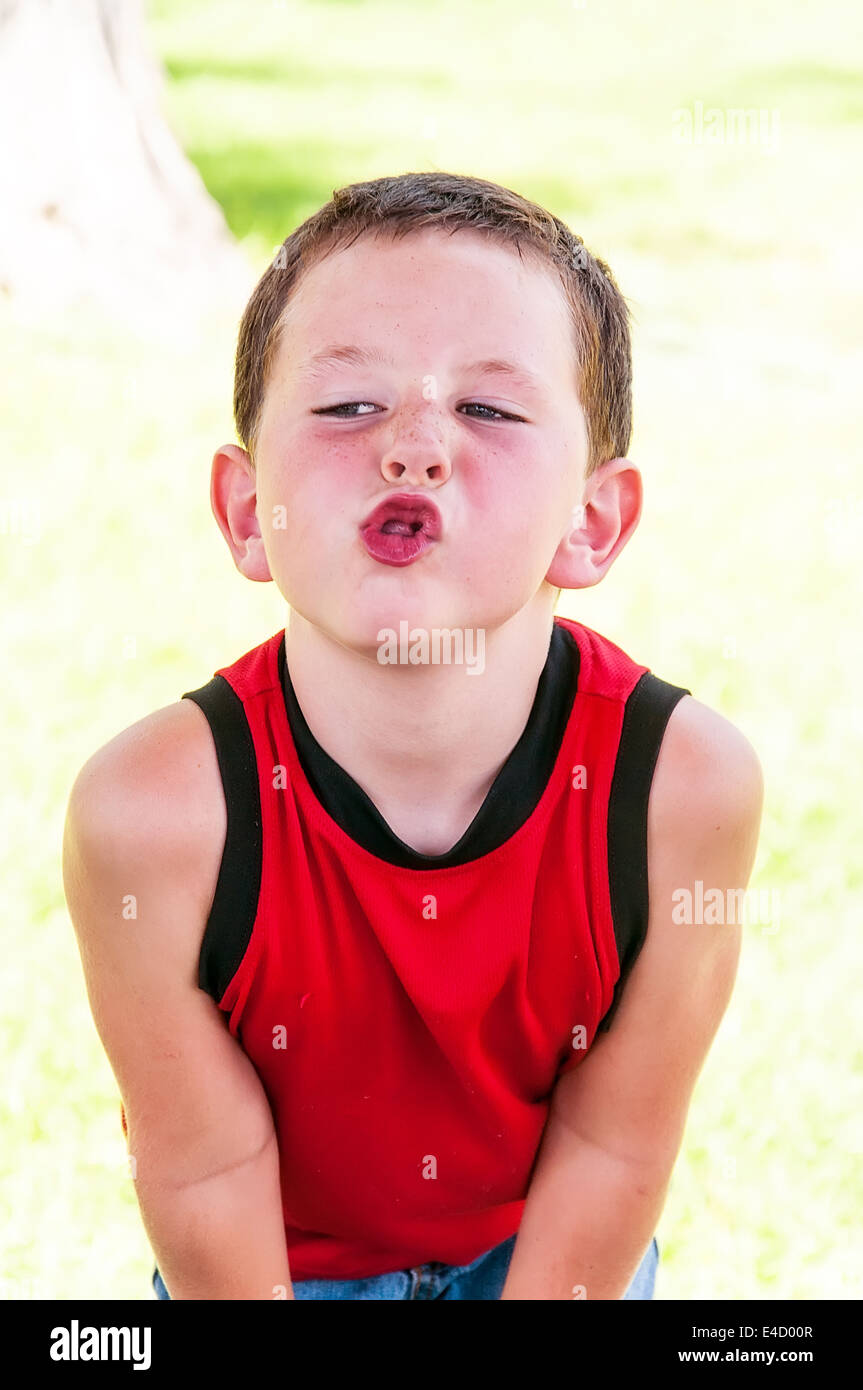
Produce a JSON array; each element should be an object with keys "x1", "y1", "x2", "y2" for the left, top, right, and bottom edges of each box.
[{"x1": 152, "y1": 1233, "x2": 659, "y2": 1300}]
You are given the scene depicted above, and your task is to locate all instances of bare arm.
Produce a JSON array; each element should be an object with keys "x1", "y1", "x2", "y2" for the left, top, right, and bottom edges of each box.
[
  {"x1": 62, "y1": 700, "x2": 294, "y2": 1300},
  {"x1": 132, "y1": 1133, "x2": 291, "y2": 1301},
  {"x1": 500, "y1": 698, "x2": 764, "y2": 1299}
]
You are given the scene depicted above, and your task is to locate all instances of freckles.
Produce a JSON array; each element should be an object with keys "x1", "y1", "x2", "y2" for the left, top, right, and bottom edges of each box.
[
  {"x1": 326, "y1": 443, "x2": 362, "y2": 478},
  {"x1": 302, "y1": 430, "x2": 354, "y2": 474}
]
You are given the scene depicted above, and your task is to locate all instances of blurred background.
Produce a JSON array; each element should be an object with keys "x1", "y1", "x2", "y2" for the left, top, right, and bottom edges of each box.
[{"x1": 1, "y1": 0, "x2": 860, "y2": 1300}]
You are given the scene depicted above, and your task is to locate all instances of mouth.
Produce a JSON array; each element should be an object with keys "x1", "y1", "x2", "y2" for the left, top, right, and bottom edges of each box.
[
  {"x1": 359, "y1": 493, "x2": 442, "y2": 567},
  {"x1": 360, "y1": 494, "x2": 442, "y2": 540}
]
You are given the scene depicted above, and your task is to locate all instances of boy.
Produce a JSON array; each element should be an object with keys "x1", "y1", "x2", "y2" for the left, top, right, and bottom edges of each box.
[{"x1": 62, "y1": 171, "x2": 764, "y2": 1301}]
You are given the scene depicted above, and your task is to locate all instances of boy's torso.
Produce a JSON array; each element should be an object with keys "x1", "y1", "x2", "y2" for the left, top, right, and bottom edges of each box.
[{"x1": 117, "y1": 616, "x2": 692, "y2": 1280}]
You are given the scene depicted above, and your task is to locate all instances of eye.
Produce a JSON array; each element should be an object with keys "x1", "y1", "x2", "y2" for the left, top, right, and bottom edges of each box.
[
  {"x1": 312, "y1": 402, "x2": 379, "y2": 418},
  {"x1": 460, "y1": 402, "x2": 524, "y2": 422}
]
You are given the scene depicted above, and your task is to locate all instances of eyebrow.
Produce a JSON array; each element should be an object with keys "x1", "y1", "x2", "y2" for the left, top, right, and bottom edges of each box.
[{"x1": 296, "y1": 344, "x2": 547, "y2": 394}]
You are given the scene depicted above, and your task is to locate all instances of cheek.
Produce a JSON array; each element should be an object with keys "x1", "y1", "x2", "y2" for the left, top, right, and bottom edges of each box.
[
  {"x1": 293, "y1": 433, "x2": 364, "y2": 513},
  {"x1": 265, "y1": 433, "x2": 354, "y2": 517},
  {"x1": 304, "y1": 430, "x2": 357, "y2": 474},
  {"x1": 470, "y1": 445, "x2": 558, "y2": 532}
]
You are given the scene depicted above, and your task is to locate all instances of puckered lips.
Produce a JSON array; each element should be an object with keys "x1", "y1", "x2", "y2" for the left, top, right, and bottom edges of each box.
[{"x1": 359, "y1": 493, "x2": 442, "y2": 567}]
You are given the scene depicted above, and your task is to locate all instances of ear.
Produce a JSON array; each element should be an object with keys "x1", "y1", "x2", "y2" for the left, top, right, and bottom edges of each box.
[
  {"x1": 545, "y1": 458, "x2": 643, "y2": 590},
  {"x1": 210, "y1": 444, "x2": 273, "y2": 583}
]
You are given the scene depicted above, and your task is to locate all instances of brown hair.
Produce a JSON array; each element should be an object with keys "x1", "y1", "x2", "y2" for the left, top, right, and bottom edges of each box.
[{"x1": 234, "y1": 171, "x2": 632, "y2": 480}]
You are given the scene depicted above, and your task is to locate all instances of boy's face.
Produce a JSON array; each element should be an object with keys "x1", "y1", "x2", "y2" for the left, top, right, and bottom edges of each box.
[{"x1": 248, "y1": 226, "x2": 591, "y2": 651}]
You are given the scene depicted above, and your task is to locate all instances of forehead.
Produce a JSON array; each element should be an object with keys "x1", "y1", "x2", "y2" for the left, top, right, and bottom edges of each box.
[{"x1": 273, "y1": 228, "x2": 576, "y2": 387}]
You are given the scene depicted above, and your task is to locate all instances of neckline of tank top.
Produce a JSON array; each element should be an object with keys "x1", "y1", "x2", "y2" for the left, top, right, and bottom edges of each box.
[{"x1": 276, "y1": 620, "x2": 580, "y2": 870}]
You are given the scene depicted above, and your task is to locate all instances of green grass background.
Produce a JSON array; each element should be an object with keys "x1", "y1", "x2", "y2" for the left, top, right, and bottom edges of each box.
[{"x1": 2, "y1": 0, "x2": 861, "y2": 1299}]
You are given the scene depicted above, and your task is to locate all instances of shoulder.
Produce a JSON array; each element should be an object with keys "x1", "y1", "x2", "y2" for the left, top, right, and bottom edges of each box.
[
  {"x1": 649, "y1": 695, "x2": 765, "y2": 845},
  {"x1": 64, "y1": 698, "x2": 227, "y2": 933}
]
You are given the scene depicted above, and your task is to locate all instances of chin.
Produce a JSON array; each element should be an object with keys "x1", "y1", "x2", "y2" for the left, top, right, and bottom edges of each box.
[{"x1": 338, "y1": 588, "x2": 467, "y2": 654}]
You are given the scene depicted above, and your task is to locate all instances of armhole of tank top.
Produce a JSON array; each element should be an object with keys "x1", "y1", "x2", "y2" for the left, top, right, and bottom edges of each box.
[
  {"x1": 180, "y1": 676, "x2": 262, "y2": 1007},
  {"x1": 598, "y1": 673, "x2": 692, "y2": 1033}
]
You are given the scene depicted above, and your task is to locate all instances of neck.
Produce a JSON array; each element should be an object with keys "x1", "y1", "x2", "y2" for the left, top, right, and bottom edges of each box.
[{"x1": 283, "y1": 595, "x2": 558, "y2": 855}]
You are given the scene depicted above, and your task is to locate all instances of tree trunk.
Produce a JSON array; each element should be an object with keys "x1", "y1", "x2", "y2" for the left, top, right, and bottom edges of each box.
[{"x1": 0, "y1": 0, "x2": 249, "y2": 320}]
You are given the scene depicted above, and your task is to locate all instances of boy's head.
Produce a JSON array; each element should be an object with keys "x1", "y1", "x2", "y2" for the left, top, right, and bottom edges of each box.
[{"x1": 213, "y1": 171, "x2": 642, "y2": 648}]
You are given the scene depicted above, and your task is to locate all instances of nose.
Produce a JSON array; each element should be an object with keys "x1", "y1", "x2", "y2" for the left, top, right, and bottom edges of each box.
[{"x1": 378, "y1": 409, "x2": 452, "y2": 488}]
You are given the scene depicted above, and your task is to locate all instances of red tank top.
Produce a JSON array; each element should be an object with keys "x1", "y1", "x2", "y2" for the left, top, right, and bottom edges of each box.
[{"x1": 121, "y1": 615, "x2": 689, "y2": 1280}]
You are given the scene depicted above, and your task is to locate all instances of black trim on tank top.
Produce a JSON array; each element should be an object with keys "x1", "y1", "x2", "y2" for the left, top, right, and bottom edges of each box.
[
  {"x1": 277, "y1": 622, "x2": 580, "y2": 870},
  {"x1": 598, "y1": 673, "x2": 692, "y2": 1033},
  {"x1": 180, "y1": 677, "x2": 262, "y2": 1004}
]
